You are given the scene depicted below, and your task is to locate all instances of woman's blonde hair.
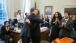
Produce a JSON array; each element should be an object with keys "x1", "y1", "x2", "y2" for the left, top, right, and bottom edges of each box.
[{"x1": 35, "y1": 9, "x2": 40, "y2": 18}]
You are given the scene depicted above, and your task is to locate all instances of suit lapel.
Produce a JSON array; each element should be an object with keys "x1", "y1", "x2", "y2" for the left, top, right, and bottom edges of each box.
[{"x1": 66, "y1": 19, "x2": 70, "y2": 25}]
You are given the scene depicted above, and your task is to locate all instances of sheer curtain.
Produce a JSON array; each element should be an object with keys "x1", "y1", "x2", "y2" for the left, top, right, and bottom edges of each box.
[
  {"x1": 21, "y1": 0, "x2": 31, "y2": 17},
  {"x1": 0, "y1": 0, "x2": 8, "y2": 25},
  {"x1": 25, "y1": 0, "x2": 31, "y2": 13},
  {"x1": 4, "y1": 0, "x2": 8, "y2": 20}
]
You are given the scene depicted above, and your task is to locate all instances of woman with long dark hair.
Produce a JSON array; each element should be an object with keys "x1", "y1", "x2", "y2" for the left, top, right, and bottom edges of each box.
[
  {"x1": 29, "y1": 9, "x2": 42, "y2": 43},
  {"x1": 50, "y1": 12, "x2": 62, "y2": 43}
]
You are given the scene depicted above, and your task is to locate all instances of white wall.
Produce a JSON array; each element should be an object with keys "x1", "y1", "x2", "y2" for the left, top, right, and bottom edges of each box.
[
  {"x1": 36, "y1": 0, "x2": 76, "y2": 16},
  {"x1": 8, "y1": 0, "x2": 76, "y2": 19},
  {"x1": 31, "y1": 0, "x2": 35, "y2": 7}
]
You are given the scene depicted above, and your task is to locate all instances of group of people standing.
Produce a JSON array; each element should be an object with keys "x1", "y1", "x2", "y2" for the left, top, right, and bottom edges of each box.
[
  {"x1": 0, "y1": 7, "x2": 76, "y2": 43},
  {"x1": 19, "y1": 8, "x2": 76, "y2": 43},
  {"x1": 50, "y1": 12, "x2": 76, "y2": 43}
]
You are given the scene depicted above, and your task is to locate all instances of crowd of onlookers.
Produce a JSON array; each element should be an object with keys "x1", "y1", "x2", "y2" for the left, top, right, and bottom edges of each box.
[
  {"x1": 31, "y1": 11, "x2": 76, "y2": 43},
  {"x1": 0, "y1": 7, "x2": 76, "y2": 43},
  {"x1": 40, "y1": 11, "x2": 76, "y2": 43},
  {"x1": 50, "y1": 12, "x2": 76, "y2": 43}
]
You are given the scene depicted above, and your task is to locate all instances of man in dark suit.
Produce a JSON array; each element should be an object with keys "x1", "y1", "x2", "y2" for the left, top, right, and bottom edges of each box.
[
  {"x1": 20, "y1": 13, "x2": 31, "y2": 43},
  {"x1": 59, "y1": 12, "x2": 74, "y2": 38},
  {"x1": 20, "y1": 8, "x2": 35, "y2": 43}
]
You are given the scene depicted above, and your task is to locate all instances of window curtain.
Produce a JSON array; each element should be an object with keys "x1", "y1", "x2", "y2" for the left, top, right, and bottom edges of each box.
[
  {"x1": 25, "y1": 0, "x2": 31, "y2": 13},
  {"x1": 4, "y1": 0, "x2": 8, "y2": 20},
  {"x1": 0, "y1": 0, "x2": 8, "y2": 25},
  {"x1": 21, "y1": 0, "x2": 31, "y2": 17}
]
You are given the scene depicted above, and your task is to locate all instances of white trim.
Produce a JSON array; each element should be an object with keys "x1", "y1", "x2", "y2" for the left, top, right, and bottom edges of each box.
[
  {"x1": 63, "y1": 5, "x2": 76, "y2": 8},
  {"x1": 61, "y1": 5, "x2": 76, "y2": 16}
]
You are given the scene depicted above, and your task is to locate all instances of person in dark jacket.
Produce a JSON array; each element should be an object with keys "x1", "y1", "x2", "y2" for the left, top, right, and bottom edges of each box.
[
  {"x1": 69, "y1": 14, "x2": 73, "y2": 20},
  {"x1": 45, "y1": 15, "x2": 49, "y2": 28},
  {"x1": 72, "y1": 13, "x2": 76, "y2": 31},
  {"x1": 59, "y1": 12, "x2": 74, "y2": 38},
  {"x1": 50, "y1": 12, "x2": 62, "y2": 43},
  {"x1": 20, "y1": 8, "x2": 35, "y2": 43},
  {"x1": 40, "y1": 14, "x2": 44, "y2": 27},
  {"x1": 1, "y1": 21, "x2": 12, "y2": 43},
  {"x1": 20, "y1": 13, "x2": 31, "y2": 43}
]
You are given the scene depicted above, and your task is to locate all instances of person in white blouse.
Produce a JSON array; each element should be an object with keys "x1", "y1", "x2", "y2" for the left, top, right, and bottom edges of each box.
[{"x1": 17, "y1": 10, "x2": 24, "y2": 28}]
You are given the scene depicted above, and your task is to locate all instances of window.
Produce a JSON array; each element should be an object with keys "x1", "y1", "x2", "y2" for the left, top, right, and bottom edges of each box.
[{"x1": 0, "y1": 0, "x2": 8, "y2": 25}]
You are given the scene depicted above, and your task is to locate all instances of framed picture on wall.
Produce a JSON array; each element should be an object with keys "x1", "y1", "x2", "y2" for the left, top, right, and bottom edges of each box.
[{"x1": 44, "y1": 6, "x2": 52, "y2": 18}]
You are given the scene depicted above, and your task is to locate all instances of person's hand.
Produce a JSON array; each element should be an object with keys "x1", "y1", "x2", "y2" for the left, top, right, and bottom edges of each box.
[
  {"x1": 62, "y1": 22, "x2": 66, "y2": 27},
  {"x1": 53, "y1": 19, "x2": 57, "y2": 23},
  {"x1": 26, "y1": 19, "x2": 31, "y2": 24},
  {"x1": 56, "y1": 18, "x2": 59, "y2": 22},
  {"x1": 27, "y1": 13, "x2": 30, "y2": 16},
  {"x1": 62, "y1": 22, "x2": 64, "y2": 27},
  {"x1": 63, "y1": 22, "x2": 66, "y2": 27},
  {"x1": 53, "y1": 18, "x2": 59, "y2": 23}
]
